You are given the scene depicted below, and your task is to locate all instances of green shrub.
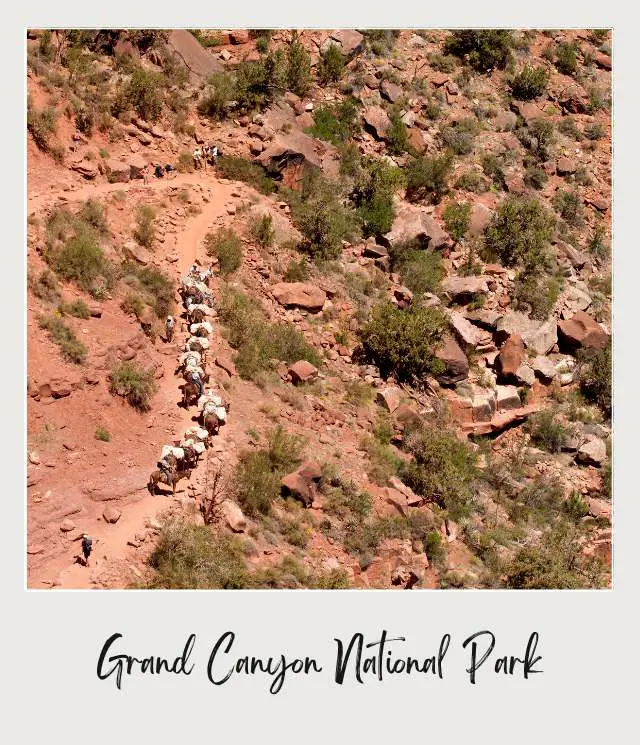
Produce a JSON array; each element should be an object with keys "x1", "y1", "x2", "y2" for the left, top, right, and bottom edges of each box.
[
  {"x1": 348, "y1": 155, "x2": 404, "y2": 238},
  {"x1": 481, "y1": 153, "x2": 507, "y2": 189},
  {"x1": 133, "y1": 205, "x2": 156, "y2": 248},
  {"x1": 456, "y1": 170, "x2": 489, "y2": 193},
  {"x1": 558, "y1": 116, "x2": 583, "y2": 141},
  {"x1": 123, "y1": 264, "x2": 174, "y2": 318},
  {"x1": 554, "y1": 42, "x2": 579, "y2": 76},
  {"x1": 309, "y1": 98, "x2": 360, "y2": 145},
  {"x1": 250, "y1": 214, "x2": 275, "y2": 248},
  {"x1": 580, "y1": 342, "x2": 611, "y2": 417},
  {"x1": 524, "y1": 165, "x2": 548, "y2": 190},
  {"x1": 147, "y1": 519, "x2": 250, "y2": 589},
  {"x1": 563, "y1": 491, "x2": 589, "y2": 520},
  {"x1": 429, "y1": 53, "x2": 457, "y2": 73},
  {"x1": 234, "y1": 426, "x2": 304, "y2": 516},
  {"x1": 482, "y1": 195, "x2": 555, "y2": 269},
  {"x1": 109, "y1": 361, "x2": 158, "y2": 410},
  {"x1": 518, "y1": 118, "x2": 555, "y2": 161},
  {"x1": 362, "y1": 30, "x2": 400, "y2": 56},
  {"x1": 120, "y1": 292, "x2": 145, "y2": 318},
  {"x1": 205, "y1": 228, "x2": 242, "y2": 275},
  {"x1": 290, "y1": 170, "x2": 358, "y2": 260},
  {"x1": 319, "y1": 43, "x2": 346, "y2": 84},
  {"x1": 505, "y1": 523, "x2": 605, "y2": 589},
  {"x1": 58, "y1": 298, "x2": 91, "y2": 319},
  {"x1": 525, "y1": 409, "x2": 570, "y2": 452},
  {"x1": 218, "y1": 286, "x2": 321, "y2": 380},
  {"x1": 287, "y1": 35, "x2": 312, "y2": 96},
  {"x1": 95, "y1": 427, "x2": 111, "y2": 442},
  {"x1": 509, "y1": 65, "x2": 549, "y2": 100},
  {"x1": 400, "y1": 426, "x2": 478, "y2": 521},
  {"x1": 444, "y1": 30, "x2": 513, "y2": 72},
  {"x1": 344, "y1": 380, "x2": 374, "y2": 407},
  {"x1": 217, "y1": 156, "x2": 275, "y2": 194},
  {"x1": 442, "y1": 201, "x2": 471, "y2": 244},
  {"x1": 424, "y1": 530, "x2": 446, "y2": 564},
  {"x1": 121, "y1": 67, "x2": 164, "y2": 121},
  {"x1": 283, "y1": 258, "x2": 310, "y2": 282},
  {"x1": 78, "y1": 199, "x2": 108, "y2": 234},
  {"x1": 588, "y1": 224, "x2": 609, "y2": 261},
  {"x1": 584, "y1": 122, "x2": 605, "y2": 140},
  {"x1": 389, "y1": 240, "x2": 444, "y2": 295},
  {"x1": 513, "y1": 270, "x2": 561, "y2": 320},
  {"x1": 439, "y1": 117, "x2": 479, "y2": 156},
  {"x1": 386, "y1": 111, "x2": 411, "y2": 155},
  {"x1": 50, "y1": 228, "x2": 108, "y2": 293},
  {"x1": 27, "y1": 99, "x2": 57, "y2": 152},
  {"x1": 28, "y1": 268, "x2": 60, "y2": 303},
  {"x1": 197, "y1": 71, "x2": 235, "y2": 120},
  {"x1": 360, "y1": 301, "x2": 447, "y2": 383},
  {"x1": 405, "y1": 153, "x2": 454, "y2": 204},
  {"x1": 553, "y1": 189, "x2": 583, "y2": 226},
  {"x1": 38, "y1": 314, "x2": 87, "y2": 364}
]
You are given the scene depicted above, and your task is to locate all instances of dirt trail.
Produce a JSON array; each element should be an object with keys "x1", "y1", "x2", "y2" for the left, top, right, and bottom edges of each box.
[{"x1": 35, "y1": 173, "x2": 238, "y2": 589}]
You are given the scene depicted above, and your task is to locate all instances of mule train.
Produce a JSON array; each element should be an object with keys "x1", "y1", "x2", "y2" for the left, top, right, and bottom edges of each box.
[{"x1": 147, "y1": 261, "x2": 231, "y2": 496}]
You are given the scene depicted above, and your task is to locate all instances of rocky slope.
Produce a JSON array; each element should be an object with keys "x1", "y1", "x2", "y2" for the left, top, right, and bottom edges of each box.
[{"x1": 26, "y1": 28, "x2": 611, "y2": 589}]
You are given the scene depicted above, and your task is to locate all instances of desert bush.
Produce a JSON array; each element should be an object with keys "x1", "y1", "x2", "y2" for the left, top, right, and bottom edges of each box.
[
  {"x1": 525, "y1": 409, "x2": 570, "y2": 453},
  {"x1": 218, "y1": 286, "x2": 321, "y2": 380},
  {"x1": 509, "y1": 65, "x2": 549, "y2": 100},
  {"x1": 505, "y1": 523, "x2": 605, "y2": 589},
  {"x1": 558, "y1": 116, "x2": 583, "y2": 141},
  {"x1": 49, "y1": 227, "x2": 108, "y2": 294},
  {"x1": 319, "y1": 43, "x2": 346, "y2": 84},
  {"x1": 205, "y1": 228, "x2": 242, "y2": 275},
  {"x1": 389, "y1": 240, "x2": 444, "y2": 295},
  {"x1": 553, "y1": 189, "x2": 584, "y2": 226},
  {"x1": 289, "y1": 170, "x2": 358, "y2": 260},
  {"x1": 121, "y1": 67, "x2": 164, "y2": 121},
  {"x1": 362, "y1": 30, "x2": 400, "y2": 56},
  {"x1": 347, "y1": 155, "x2": 404, "y2": 238},
  {"x1": 78, "y1": 199, "x2": 108, "y2": 234},
  {"x1": 28, "y1": 268, "x2": 60, "y2": 303},
  {"x1": 283, "y1": 258, "x2": 310, "y2": 282},
  {"x1": 386, "y1": 111, "x2": 412, "y2": 155},
  {"x1": 234, "y1": 426, "x2": 304, "y2": 516},
  {"x1": 524, "y1": 165, "x2": 548, "y2": 190},
  {"x1": 439, "y1": 117, "x2": 479, "y2": 156},
  {"x1": 588, "y1": 223, "x2": 610, "y2": 261},
  {"x1": 442, "y1": 201, "x2": 471, "y2": 244},
  {"x1": 109, "y1": 360, "x2": 158, "y2": 410},
  {"x1": 123, "y1": 263, "x2": 174, "y2": 318},
  {"x1": 584, "y1": 122, "x2": 605, "y2": 141},
  {"x1": 360, "y1": 301, "x2": 447, "y2": 383},
  {"x1": 217, "y1": 156, "x2": 275, "y2": 194},
  {"x1": 444, "y1": 30, "x2": 513, "y2": 71},
  {"x1": 481, "y1": 152, "x2": 507, "y2": 189},
  {"x1": 513, "y1": 271, "x2": 561, "y2": 320},
  {"x1": 309, "y1": 98, "x2": 360, "y2": 145},
  {"x1": 287, "y1": 34, "x2": 312, "y2": 96},
  {"x1": 250, "y1": 214, "x2": 275, "y2": 248},
  {"x1": 344, "y1": 380, "x2": 374, "y2": 407},
  {"x1": 133, "y1": 205, "x2": 156, "y2": 248},
  {"x1": 147, "y1": 518, "x2": 250, "y2": 589},
  {"x1": 38, "y1": 314, "x2": 87, "y2": 364},
  {"x1": 554, "y1": 42, "x2": 579, "y2": 76},
  {"x1": 518, "y1": 118, "x2": 555, "y2": 161},
  {"x1": 405, "y1": 153, "x2": 454, "y2": 204},
  {"x1": 95, "y1": 427, "x2": 111, "y2": 442},
  {"x1": 197, "y1": 71, "x2": 235, "y2": 120},
  {"x1": 27, "y1": 99, "x2": 57, "y2": 153},
  {"x1": 177, "y1": 151, "x2": 195, "y2": 173},
  {"x1": 429, "y1": 53, "x2": 457, "y2": 72},
  {"x1": 482, "y1": 195, "x2": 555, "y2": 269},
  {"x1": 456, "y1": 170, "x2": 489, "y2": 193},
  {"x1": 579, "y1": 342, "x2": 611, "y2": 418},
  {"x1": 120, "y1": 292, "x2": 145, "y2": 318},
  {"x1": 58, "y1": 298, "x2": 91, "y2": 319}
]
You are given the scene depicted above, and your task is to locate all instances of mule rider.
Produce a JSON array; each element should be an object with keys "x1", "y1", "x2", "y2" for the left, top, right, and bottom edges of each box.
[
  {"x1": 165, "y1": 315, "x2": 175, "y2": 342},
  {"x1": 189, "y1": 368, "x2": 205, "y2": 398},
  {"x1": 157, "y1": 455, "x2": 173, "y2": 482}
]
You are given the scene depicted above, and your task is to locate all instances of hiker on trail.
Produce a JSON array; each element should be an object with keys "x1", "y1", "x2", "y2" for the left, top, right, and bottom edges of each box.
[
  {"x1": 165, "y1": 315, "x2": 175, "y2": 343},
  {"x1": 81, "y1": 534, "x2": 93, "y2": 565},
  {"x1": 193, "y1": 148, "x2": 203, "y2": 170},
  {"x1": 211, "y1": 144, "x2": 218, "y2": 163},
  {"x1": 143, "y1": 164, "x2": 150, "y2": 185},
  {"x1": 158, "y1": 456, "x2": 173, "y2": 480},
  {"x1": 155, "y1": 164, "x2": 165, "y2": 178},
  {"x1": 165, "y1": 163, "x2": 176, "y2": 179}
]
